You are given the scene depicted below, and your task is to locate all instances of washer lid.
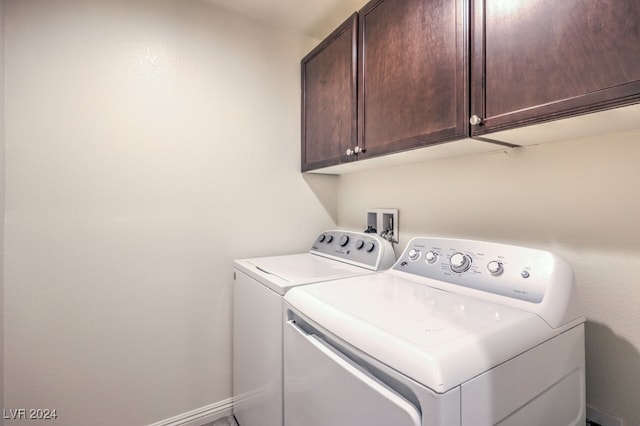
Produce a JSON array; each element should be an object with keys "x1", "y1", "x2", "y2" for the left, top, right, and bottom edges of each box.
[
  {"x1": 235, "y1": 254, "x2": 373, "y2": 295},
  {"x1": 285, "y1": 273, "x2": 561, "y2": 393}
]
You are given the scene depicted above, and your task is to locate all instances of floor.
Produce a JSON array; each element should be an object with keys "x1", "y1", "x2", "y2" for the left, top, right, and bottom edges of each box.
[{"x1": 203, "y1": 416, "x2": 237, "y2": 426}]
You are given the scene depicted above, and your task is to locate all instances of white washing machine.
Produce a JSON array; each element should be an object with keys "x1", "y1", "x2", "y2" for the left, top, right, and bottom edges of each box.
[
  {"x1": 284, "y1": 236, "x2": 586, "y2": 426},
  {"x1": 232, "y1": 230, "x2": 395, "y2": 426}
]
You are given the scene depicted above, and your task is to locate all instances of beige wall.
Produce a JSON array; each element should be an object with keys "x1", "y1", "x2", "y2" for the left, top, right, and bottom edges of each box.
[
  {"x1": 3, "y1": 1, "x2": 334, "y2": 425},
  {"x1": 337, "y1": 129, "x2": 640, "y2": 424},
  {"x1": 4, "y1": 0, "x2": 638, "y2": 425},
  {"x1": 1, "y1": 0, "x2": 5, "y2": 423}
]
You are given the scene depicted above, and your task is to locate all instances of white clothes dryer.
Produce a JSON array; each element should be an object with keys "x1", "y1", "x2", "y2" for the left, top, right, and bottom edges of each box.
[
  {"x1": 232, "y1": 230, "x2": 395, "y2": 426},
  {"x1": 284, "y1": 236, "x2": 586, "y2": 426}
]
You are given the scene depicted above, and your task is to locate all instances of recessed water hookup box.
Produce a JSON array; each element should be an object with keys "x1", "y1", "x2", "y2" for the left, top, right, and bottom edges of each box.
[{"x1": 366, "y1": 208, "x2": 398, "y2": 243}]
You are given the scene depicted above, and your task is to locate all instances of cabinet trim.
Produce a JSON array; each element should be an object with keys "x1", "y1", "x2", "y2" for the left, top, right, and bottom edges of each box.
[{"x1": 473, "y1": 80, "x2": 640, "y2": 135}]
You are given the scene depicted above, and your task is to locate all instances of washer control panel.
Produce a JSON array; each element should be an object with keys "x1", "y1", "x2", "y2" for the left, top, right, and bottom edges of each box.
[
  {"x1": 393, "y1": 237, "x2": 568, "y2": 304},
  {"x1": 311, "y1": 230, "x2": 395, "y2": 271}
]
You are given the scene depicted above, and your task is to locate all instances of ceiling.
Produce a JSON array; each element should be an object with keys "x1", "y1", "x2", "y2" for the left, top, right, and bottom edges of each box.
[{"x1": 202, "y1": 0, "x2": 368, "y2": 39}]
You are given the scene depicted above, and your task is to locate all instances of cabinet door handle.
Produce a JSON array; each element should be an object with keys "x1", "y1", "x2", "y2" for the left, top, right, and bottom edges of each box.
[
  {"x1": 346, "y1": 146, "x2": 364, "y2": 156},
  {"x1": 470, "y1": 115, "x2": 483, "y2": 126}
]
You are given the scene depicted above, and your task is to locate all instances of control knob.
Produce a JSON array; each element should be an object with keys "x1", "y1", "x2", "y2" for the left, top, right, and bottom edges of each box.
[
  {"x1": 408, "y1": 249, "x2": 421, "y2": 261},
  {"x1": 318, "y1": 234, "x2": 326, "y2": 242},
  {"x1": 425, "y1": 251, "x2": 438, "y2": 264},
  {"x1": 450, "y1": 252, "x2": 472, "y2": 273},
  {"x1": 325, "y1": 235, "x2": 334, "y2": 243},
  {"x1": 365, "y1": 242, "x2": 376, "y2": 253},
  {"x1": 339, "y1": 235, "x2": 349, "y2": 247},
  {"x1": 487, "y1": 261, "x2": 504, "y2": 276},
  {"x1": 355, "y1": 239, "x2": 365, "y2": 249}
]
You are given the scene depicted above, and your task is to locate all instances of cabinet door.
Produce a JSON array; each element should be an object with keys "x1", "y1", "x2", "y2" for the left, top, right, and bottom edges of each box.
[
  {"x1": 358, "y1": 0, "x2": 469, "y2": 159},
  {"x1": 301, "y1": 14, "x2": 358, "y2": 172},
  {"x1": 471, "y1": 0, "x2": 640, "y2": 136}
]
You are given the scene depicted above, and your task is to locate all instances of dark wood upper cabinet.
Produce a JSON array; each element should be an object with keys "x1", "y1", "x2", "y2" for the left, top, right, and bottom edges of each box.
[
  {"x1": 358, "y1": 0, "x2": 469, "y2": 159},
  {"x1": 301, "y1": 14, "x2": 358, "y2": 172},
  {"x1": 302, "y1": 0, "x2": 640, "y2": 173},
  {"x1": 471, "y1": 0, "x2": 640, "y2": 136}
]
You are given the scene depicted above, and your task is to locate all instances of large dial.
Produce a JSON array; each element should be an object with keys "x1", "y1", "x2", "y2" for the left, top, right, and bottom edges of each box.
[
  {"x1": 339, "y1": 235, "x2": 349, "y2": 247},
  {"x1": 450, "y1": 252, "x2": 472, "y2": 273}
]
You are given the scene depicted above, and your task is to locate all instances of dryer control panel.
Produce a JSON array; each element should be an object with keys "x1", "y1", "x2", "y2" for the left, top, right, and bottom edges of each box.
[
  {"x1": 392, "y1": 237, "x2": 581, "y2": 328},
  {"x1": 311, "y1": 230, "x2": 395, "y2": 271}
]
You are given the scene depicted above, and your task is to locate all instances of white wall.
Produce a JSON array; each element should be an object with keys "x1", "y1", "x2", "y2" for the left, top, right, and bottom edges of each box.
[
  {"x1": 5, "y1": 0, "x2": 638, "y2": 424},
  {"x1": 3, "y1": 1, "x2": 335, "y2": 425},
  {"x1": 1, "y1": 0, "x2": 5, "y2": 423},
  {"x1": 337, "y1": 129, "x2": 640, "y2": 424}
]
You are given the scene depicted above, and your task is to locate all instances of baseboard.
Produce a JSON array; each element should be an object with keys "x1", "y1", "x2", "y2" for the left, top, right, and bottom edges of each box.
[{"x1": 148, "y1": 398, "x2": 233, "y2": 426}]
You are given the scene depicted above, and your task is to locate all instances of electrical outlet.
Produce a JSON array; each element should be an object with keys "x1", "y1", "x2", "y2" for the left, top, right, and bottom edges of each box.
[
  {"x1": 586, "y1": 406, "x2": 623, "y2": 426},
  {"x1": 366, "y1": 208, "x2": 398, "y2": 243}
]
